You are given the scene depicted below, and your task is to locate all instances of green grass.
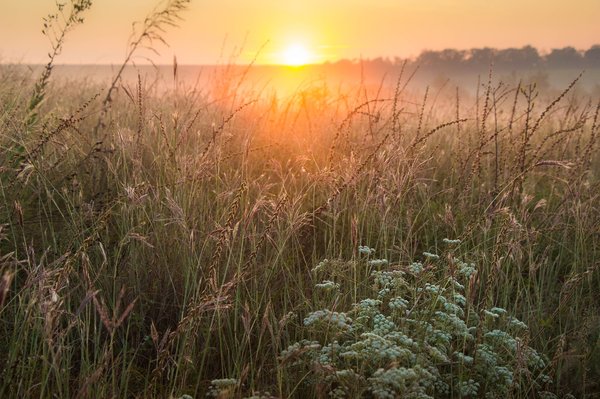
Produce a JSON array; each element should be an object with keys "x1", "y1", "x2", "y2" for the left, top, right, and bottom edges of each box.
[{"x1": 0, "y1": 59, "x2": 599, "y2": 398}]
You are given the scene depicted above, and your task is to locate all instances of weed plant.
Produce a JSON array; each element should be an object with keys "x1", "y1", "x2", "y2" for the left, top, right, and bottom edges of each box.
[{"x1": 277, "y1": 246, "x2": 553, "y2": 398}]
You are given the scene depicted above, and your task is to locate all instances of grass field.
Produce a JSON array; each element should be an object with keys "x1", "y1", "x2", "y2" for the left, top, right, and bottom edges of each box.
[{"x1": 1, "y1": 3, "x2": 600, "y2": 397}]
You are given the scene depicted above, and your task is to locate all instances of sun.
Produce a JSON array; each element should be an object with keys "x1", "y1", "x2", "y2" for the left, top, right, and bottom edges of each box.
[{"x1": 281, "y1": 44, "x2": 312, "y2": 67}]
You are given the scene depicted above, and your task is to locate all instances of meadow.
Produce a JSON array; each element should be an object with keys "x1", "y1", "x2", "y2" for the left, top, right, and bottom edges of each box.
[{"x1": 1, "y1": 2, "x2": 600, "y2": 398}]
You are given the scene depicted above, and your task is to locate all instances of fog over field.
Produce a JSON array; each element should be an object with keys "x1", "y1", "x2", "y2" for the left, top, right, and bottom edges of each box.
[{"x1": 13, "y1": 48, "x2": 600, "y2": 96}]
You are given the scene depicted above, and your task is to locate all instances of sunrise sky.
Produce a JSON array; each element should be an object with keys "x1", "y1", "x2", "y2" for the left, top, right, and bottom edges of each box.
[{"x1": 1, "y1": 0, "x2": 599, "y2": 65}]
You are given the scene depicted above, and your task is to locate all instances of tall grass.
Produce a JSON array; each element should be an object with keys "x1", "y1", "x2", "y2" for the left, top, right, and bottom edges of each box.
[{"x1": 1, "y1": 9, "x2": 599, "y2": 399}]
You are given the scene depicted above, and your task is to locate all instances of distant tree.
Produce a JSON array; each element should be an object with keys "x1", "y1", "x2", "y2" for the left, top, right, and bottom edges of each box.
[
  {"x1": 495, "y1": 46, "x2": 541, "y2": 69},
  {"x1": 546, "y1": 47, "x2": 583, "y2": 68},
  {"x1": 439, "y1": 49, "x2": 468, "y2": 67},
  {"x1": 584, "y1": 45, "x2": 600, "y2": 67},
  {"x1": 416, "y1": 49, "x2": 467, "y2": 71},
  {"x1": 393, "y1": 56, "x2": 408, "y2": 66},
  {"x1": 416, "y1": 50, "x2": 443, "y2": 68},
  {"x1": 390, "y1": 44, "x2": 599, "y2": 73},
  {"x1": 467, "y1": 47, "x2": 497, "y2": 69},
  {"x1": 370, "y1": 57, "x2": 393, "y2": 68}
]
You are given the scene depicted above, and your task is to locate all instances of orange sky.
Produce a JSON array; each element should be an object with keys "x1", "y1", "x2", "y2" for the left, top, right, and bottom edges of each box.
[{"x1": 1, "y1": 0, "x2": 599, "y2": 65}]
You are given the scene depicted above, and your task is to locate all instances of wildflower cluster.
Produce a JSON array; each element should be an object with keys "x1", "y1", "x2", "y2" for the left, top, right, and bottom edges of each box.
[
  {"x1": 315, "y1": 280, "x2": 340, "y2": 292},
  {"x1": 206, "y1": 378, "x2": 238, "y2": 397},
  {"x1": 312, "y1": 258, "x2": 330, "y2": 273},
  {"x1": 303, "y1": 309, "x2": 352, "y2": 331},
  {"x1": 358, "y1": 245, "x2": 376, "y2": 255},
  {"x1": 408, "y1": 261, "x2": 424, "y2": 274},
  {"x1": 442, "y1": 238, "x2": 462, "y2": 245},
  {"x1": 368, "y1": 259, "x2": 389, "y2": 267},
  {"x1": 281, "y1": 246, "x2": 555, "y2": 398},
  {"x1": 423, "y1": 252, "x2": 440, "y2": 260}
]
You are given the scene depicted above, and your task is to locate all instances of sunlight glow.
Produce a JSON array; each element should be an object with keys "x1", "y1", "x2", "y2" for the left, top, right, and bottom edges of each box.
[{"x1": 281, "y1": 44, "x2": 312, "y2": 66}]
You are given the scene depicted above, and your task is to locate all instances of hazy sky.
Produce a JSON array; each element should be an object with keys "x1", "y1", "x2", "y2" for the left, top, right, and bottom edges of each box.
[{"x1": 1, "y1": 0, "x2": 599, "y2": 65}]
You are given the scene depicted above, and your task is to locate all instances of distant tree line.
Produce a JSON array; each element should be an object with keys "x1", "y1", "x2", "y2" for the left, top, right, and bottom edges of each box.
[{"x1": 327, "y1": 45, "x2": 600, "y2": 71}]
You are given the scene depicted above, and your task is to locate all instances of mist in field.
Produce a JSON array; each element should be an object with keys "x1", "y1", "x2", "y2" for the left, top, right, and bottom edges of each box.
[{"x1": 17, "y1": 46, "x2": 600, "y2": 97}]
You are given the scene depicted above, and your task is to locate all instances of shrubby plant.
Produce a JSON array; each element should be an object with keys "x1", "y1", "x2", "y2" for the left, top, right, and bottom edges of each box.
[{"x1": 280, "y1": 244, "x2": 555, "y2": 398}]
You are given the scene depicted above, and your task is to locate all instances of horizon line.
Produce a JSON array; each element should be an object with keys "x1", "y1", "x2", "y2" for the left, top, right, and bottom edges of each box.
[{"x1": 2, "y1": 43, "x2": 598, "y2": 68}]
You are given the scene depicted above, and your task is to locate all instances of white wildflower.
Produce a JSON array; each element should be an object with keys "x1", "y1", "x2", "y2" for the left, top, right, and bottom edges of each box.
[
  {"x1": 368, "y1": 258, "x2": 389, "y2": 267},
  {"x1": 312, "y1": 259, "x2": 329, "y2": 274},
  {"x1": 315, "y1": 280, "x2": 340, "y2": 291},
  {"x1": 358, "y1": 245, "x2": 376, "y2": 255},
  {"x1": 443, "y1": 238, "x2": 461, "y2": 245},
  {"x1": 408, "y1": 261, "x2": 423, "y2": 274},
  {"x1": 423, "y1": 252, "x2": 440, "y2": 260}
]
